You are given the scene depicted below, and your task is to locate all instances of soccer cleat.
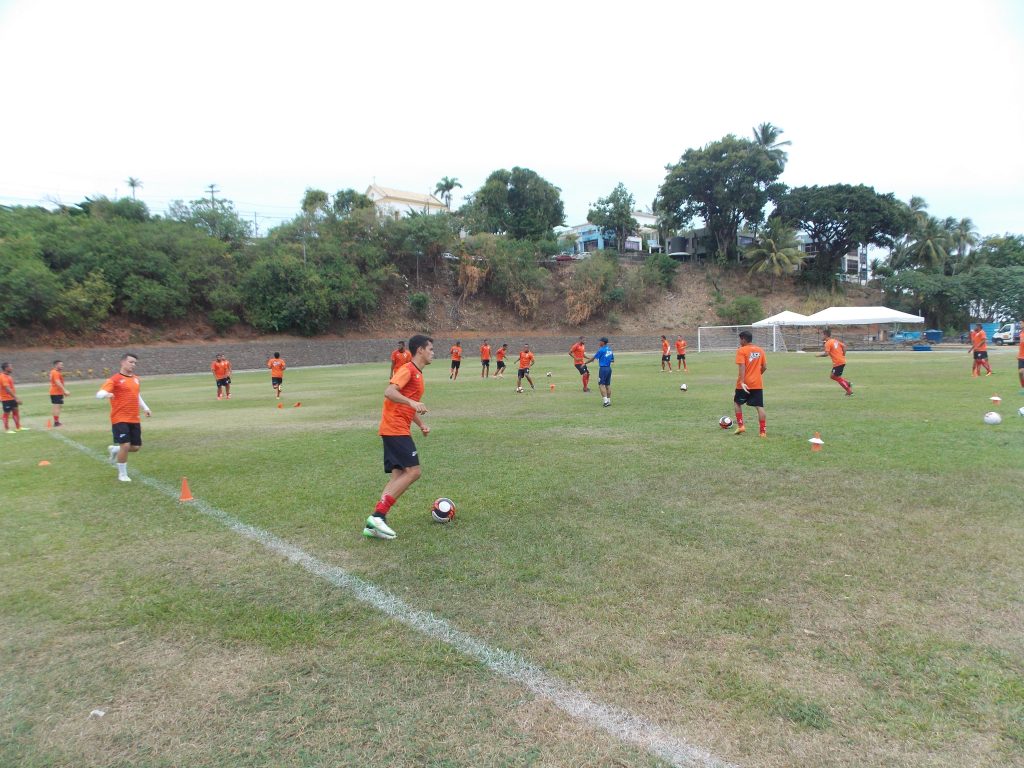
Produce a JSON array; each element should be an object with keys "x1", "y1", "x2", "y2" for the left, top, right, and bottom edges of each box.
[
  {"x1": 759, "y1": 431, "x2": 767, "y2": 438},
  {"x1": 733, "y1": 425, "x2": 746, "y2": 435},
  {"x1": 118, "y1": 475, "x2": 132, "y2": 483},
  {"x1": 17, "y1": 427, "x2": 30, "y2": 431},
  {"x1": 364, "y1": 514, "x2": 396, "y2": 540},
  {"x1": 107, "y1": 445, "x2": 119, "y2": 464},
  {"x1": 5, "y1": 430, "x2": 15, "y2": 435},
  {"x1": 986, "y1": 371, "x2": 993, "y2": 376}
]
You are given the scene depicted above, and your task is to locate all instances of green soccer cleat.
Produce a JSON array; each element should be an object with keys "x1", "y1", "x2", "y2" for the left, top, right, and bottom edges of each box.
[{"x1": 364, "y1": 515, "x2": 396, "y2": 540}]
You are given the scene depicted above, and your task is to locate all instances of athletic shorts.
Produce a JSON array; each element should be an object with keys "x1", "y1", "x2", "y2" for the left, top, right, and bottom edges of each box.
[
  {"x1": 831, "y1": 365, "x2": 846, "y2": 378},
  {"x1": 381, "y1": 435, "x2": 419, "y2": 473},
  {"x1": 1018, "y1": 359, "x2": 1024, "y2": 369},
  {"x1": 662, "y1": 354, "x2": 671, "y2": 362},
  {"x1": 734, "y1": 388, "x2": 765, "y2": 408},
  {"x1": 450, "y1": 360, "x2": 461, "y2": 370},
  {"x1": 518, "y1": 367, "x2": 530, "y2": 377},
  {"x1": 598, "y1": 367, "x2": 612, "y2": 386},
  {"x1": 216, "y1": 377, "x2": 230, "y2": 387},
  {"x1": 2, "y1": 400, "x2": 17, "y2": 413},
  {"x1": 677, "y1": 354, "x2": 686, "y2": 361},
  {"x1": 575, "y1": 363, "x2": 589, "y2": 375},
  {"x1": 271, "y1": 377, "x2": 283, "y2": 386},
  {"x1": 112, "y1": 421, "x2": 142, "y2": 446},
  {"x1": 973, "y1": 351, "x2": 988, "y2": 360},
  {"x1": 496, "y1": 360, "x2": 506, "y2": 370},
  {"x1": 481, "y1": 359, "x2": 490, "y2": 367},
  {"x1": 50, "y1": 395, "x2": 65, "y2": 405}
]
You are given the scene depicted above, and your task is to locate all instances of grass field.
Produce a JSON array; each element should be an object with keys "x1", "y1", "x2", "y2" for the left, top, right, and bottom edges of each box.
[{"x1": 2, "y1": 347, "x2": 1022, "y2": 768}]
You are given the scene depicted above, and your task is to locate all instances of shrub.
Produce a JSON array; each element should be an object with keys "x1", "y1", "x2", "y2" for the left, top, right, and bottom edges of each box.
[
  {"x1": 564, "y1": 252, "x2": 618, "y2": 325},
  {"x1": 716, "y1": 295, "x2": 763, "y2": 325},
  {"x1": 409, "y1": 291, "x2": 430, "y2": 319},
  {"x1": 209, "y1": 308, "x2": 240, "y2": 334},
  {"x1": 48, "y1": 270, "x2": 113, "y2": 333},
  {"x1": 642, "y1": 252, "x2": 678, "y2": 289}
]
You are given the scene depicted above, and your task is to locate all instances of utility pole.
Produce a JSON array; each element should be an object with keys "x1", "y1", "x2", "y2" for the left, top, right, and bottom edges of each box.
[
  {"x1": 206, "y1": 184, "x2": 219, "y2": 207},
  {"x1": 252, "y1": 212, "x2": 260, "y2": 238}
]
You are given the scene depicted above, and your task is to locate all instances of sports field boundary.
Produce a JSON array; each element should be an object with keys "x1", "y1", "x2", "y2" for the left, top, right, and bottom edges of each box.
[{"x1": 50, "y1": 430, "x2": 737, "y2": 768}]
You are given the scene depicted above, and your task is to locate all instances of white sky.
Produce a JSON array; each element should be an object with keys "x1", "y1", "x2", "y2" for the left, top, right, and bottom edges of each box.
[{"x1": 1, "y1": 0, "x2": 1022, "y2": 236}]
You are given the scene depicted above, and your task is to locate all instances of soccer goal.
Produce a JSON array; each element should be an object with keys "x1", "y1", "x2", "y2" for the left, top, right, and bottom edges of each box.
[{"x1": 697, "y1": 324, "x2": 787, "y2": 352}]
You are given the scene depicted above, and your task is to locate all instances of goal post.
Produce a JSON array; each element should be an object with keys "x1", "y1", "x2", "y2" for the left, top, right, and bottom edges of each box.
[{"x1": 697, "y1": 324, "x2": 787, "y2": 352}]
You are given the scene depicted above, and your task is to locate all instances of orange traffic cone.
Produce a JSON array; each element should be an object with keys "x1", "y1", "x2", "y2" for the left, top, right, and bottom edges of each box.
[
  {"x1": 179, "y1": 477, "x2": 194, "y2": 502},
  {"x1": 38, "y1": 460, "x2": 51, "y2": 466},
  {"x1": 293, "y1": 402, "x2": 302, "y2": 408},
  {"x1": 277, "y1": 402, "x2": 283, "y2": 409},
  {"x1": 46, "y1": 419, "x2": 52, "y2": 429},
  {"x1": 810, "y1": 431, "x2": 823, "y2": 452},
  {"x1": 549, "y1": 383, "x2": 555, "y2": 391}
]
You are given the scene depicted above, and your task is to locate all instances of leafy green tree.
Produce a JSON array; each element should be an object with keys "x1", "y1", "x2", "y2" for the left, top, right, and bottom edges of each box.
[
  {"x1": 332, "y1": 189, "x2": 374, "y2": 217},
  {"x1": 752, "y1": 122, "x2": 791, "y2": 170},
  {"x1": 971, "y1": 234, "x2": 1024, "y2": 268},
  {"x1": 744, "y1": 217, "x2": 806, "y2": 287},
  {"x1": 301, "y1": 188, "x2": 330, "y2": 219},
  {"x1": 167, "y1": 197, "x2": 252, "y2": 247},
  {"x1": 945, "y1": 217, "x2": 979, "y2": 274},
  {"x1": 240, "y1": 255, "x2": 331, "y2": 335},
  {"x1": 461, "y1": 167, "x2": 565, "y2": 240},
  {"x1": 773, "y1": 184, "x2": 910, "y2": 287},
  {"x1": 658, "y1": 134, "x2": 784, "y2": 263},
  {"x1": 642, "y1": 252, "x2": 678, "y2": 289},
  {"x1": 0, "y1": 235, "x2": 62, "y2": 331},
  {"x1": 716, "y1": 295, "x2": 764, "y2": 325},
  {"x1": 48, "y1": 269, "x2": 113, "y2": 332},
  {"x1": 434, "y1": 177, "x2": 462, "y2": 210},
  {"x1": 587, "y1": 183, "x2": 638, "y2": 252},
  {"x1": 904, "y1": 215, "x2": 952, "y2": 270}
]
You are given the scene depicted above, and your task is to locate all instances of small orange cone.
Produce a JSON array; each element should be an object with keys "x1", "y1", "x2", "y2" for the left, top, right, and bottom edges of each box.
[
  {"x1": 38, "y1": 460, "x2": 51, "y2": 466},
  {"x1": 46, "y1": 419, "x2": 52, "y2": 429},
  {"x1": 179, "y1": 477, "x2": 194, "y2": 502},
  {"x1": 810, "y1": 431, "x2": 823, "y2": 452},
  {"x1": 293, "y1": 402, "x2": 302, "y2": 408},
  {"x1": 549, "y1": 383, "x2": 555, "y2": 392},
  {"x1": 277, "y1": 402, "x2": 283, "y2": 409}
]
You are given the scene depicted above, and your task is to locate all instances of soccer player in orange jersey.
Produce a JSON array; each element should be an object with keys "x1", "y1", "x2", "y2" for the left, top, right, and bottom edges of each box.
[
  {"x1": 364, "y1": 334, "x2": 434, "y2": 540},
  {"x1": 494, "y1": 343, "x2": 508, "y2": 378},
  {"x1": 267, "y1": 352, "x2": 286, "y2": 398},
  {"x1": 818, "y1": 329, "x2": 852, "y2": 396},
  {"x1": 569, "y1": 336, "x2": 590, "y2": 391},
  {"x1": 96, "y1": 353, "x2": 151, "y2": 482},
  {"x1": 1018, "y1": 321, "x2": 1024, "y2": 393},
  {"x1": 449, "y1": 340, "x2": 463, "y2": 381},
  {"x1": 515, "y1": 344, "x2": 536, "y2": 393},
  {"x1": 390, "y1": 341, "x2": 411, "y2": 377},
  {"x1": 733, "y1": 331, "x2": 767, "y2": 437},
  {"x1": 211, "y1": 353, "x2": 232, "y2": 400},
  {"x1": 49, "y1": 360, "x2": 69, "y2": 426},
  {"x1": 675, "y1": 336, "x2": 689, "y2": 372},
  {"x1": 0, "y1": 362, "x2": 25, "y2": 433},
  {"x1": 969, "y1": 324, "x2": 992, "y2": 377},
  {"x1": 480, "y1": 339, "x2": 491, "y2": 378},
  {"x1": 660, "y1": 335, "x2": 673, "y2": 371}
]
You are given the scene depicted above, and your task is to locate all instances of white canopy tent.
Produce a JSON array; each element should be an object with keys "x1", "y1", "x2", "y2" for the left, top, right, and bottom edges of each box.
[
  {"x1": 752, "y1": 310, "x2": 810, "y2": 327},
  {"x1": 801, "y1": 306, "x2": 925, "y2": 325}
]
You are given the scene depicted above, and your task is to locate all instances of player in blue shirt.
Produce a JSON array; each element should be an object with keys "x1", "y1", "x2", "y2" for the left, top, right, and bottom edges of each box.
[{"x1": 584, "y1": 336, "x2": 615, "y2": 407}]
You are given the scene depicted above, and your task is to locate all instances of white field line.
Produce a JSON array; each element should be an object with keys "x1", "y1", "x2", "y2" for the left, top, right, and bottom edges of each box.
[{"x1": 52, "y1": 431, "x2": 737, "y2": 768}]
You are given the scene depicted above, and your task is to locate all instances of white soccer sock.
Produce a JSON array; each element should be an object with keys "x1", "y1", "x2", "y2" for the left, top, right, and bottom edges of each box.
[{"x1": 117, "y1": 462, "x2": 128, "y2": 478}]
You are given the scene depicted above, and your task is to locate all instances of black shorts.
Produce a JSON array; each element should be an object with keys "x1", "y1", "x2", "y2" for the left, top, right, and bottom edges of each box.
[
  {"x1": 481, "y1": 359, "x2": 490, "y2": 367},
  {"x1": 2, "y1": 400, "x2": 17, "y2": 413},
  {"x1": 382, "y1": 435, "x2": 419, "y2": 473},
  {"x1": 973, "y1": 351, "x2": 988, "y2": 361},
  {"x1": 662, "y1": 354, "x2": 671, "y2": 362},
  {"x1": 575, "y1": 363, "x2": 589, "y2": 375},
  {"x1": 518, "y1": 367, "x2": 531, "y2": 377},
  {"x1": 1019, "y1": 359, "x2": 1024, "y2": 369},
  {"x1": 831, "y1": 365, "x2": 845, "y2": 378},
  {"x1": 677, "y1": 354, "x2": 686, "y2": 361},
  {"x1": 216, "y1": 377, "x2": 231, "y2": 387},
  {"x1": 112, "y1": 422, "x2": 142, "y2": 446},
  {"x1": 50, "y1": 395, "x2": 65, "y2": 405},
  {"x1": 598, "y1": 367, "x2": 612, "y2": 386},
  {"x1": 496, "y1": 360, "x2": 506, "y2": 370},
  {"x1": 271, "y1": 377, "x2": 283, "y2": 386},
  {"x1": 734, "y1": 388, "x2": 765, "y2": 408},
  {"x1": 450, "y1": 360, "x2": 461, "y2": 370}
]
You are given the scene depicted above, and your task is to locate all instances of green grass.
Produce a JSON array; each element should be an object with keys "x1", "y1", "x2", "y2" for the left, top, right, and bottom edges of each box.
[{"x1": 1, "y1": 348, "x2": 1022, "y2": 767}]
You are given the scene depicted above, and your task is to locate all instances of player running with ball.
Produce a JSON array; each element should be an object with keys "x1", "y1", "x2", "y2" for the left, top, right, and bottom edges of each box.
[{"x1": 733, "y1": 331, "x2": 767, "y2": 437}]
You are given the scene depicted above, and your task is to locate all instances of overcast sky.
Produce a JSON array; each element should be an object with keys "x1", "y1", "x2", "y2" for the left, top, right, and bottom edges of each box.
[{"x1": 2, "y1": 0, "x2": 1022, "y2": 237}]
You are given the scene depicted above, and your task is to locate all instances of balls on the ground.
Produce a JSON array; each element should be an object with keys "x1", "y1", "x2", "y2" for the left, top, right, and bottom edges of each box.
[
  {"x1": 545, "y1": 371, "x2": 552, "y2": 377},
  {"x1": 431, "y1": 497, "x2": 456, "y2": 523},
  {"x1": 679, "y1": 383, "x2": 688, "y2": 391},
  {"x1": 983, "y1": 411, "x2": 1002, "y2": 425},
  {"x1": 1018, "y1": 406, "x2": 1024, "y2": 417},
  {"x1": 719, "y1": 416, "x2": 733, "y2": 429}
]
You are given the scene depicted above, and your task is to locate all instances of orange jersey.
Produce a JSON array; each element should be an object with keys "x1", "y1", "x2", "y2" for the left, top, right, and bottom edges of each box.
[
  {"x1": 518, "y1": 351, "x2": 535, "y2": 369},
  {"x1": 101, "y1": 373, "x2": 142, "y2": 424},
  {"x1": 379, "y1": 362, "x2": 425, "y2": 436},
  {"x1": 824, "y1": 338, "x2": 846, "y2": 366},
  {"x1": 675, "y1": 339, "x2": 687, "y2": 355},
  {"x1": 569, "y1": 342, "x2": 585, "y2": 365},
  {"x1": 0, "y1": 372, "x2": 15, "y2": 401},
  {"x1": 1019, "y1": 337, "x2": 1024, "y2": 360},
  {"x1": 449, "y1": 345, "x2": 462, "y2": 362},
  {"x1": 391, "y1": 349, "x2": 411, "y2": 370},
  {"x1": 211, "y1": 360, "x2": 231, "y2": 379},
  {"x1": 496, "y1": 348, "x2": 507, "y2": 362},
  {"x1": 267, "y1": 358, "x2": 286, "y2": 377},
  {"x1": 49, "y1": 368, "x2": 66, "y2": 396},
  {"x1": 661, "y1": 339, "x2": 670, "y2": 355},
  {"x1": 970, "y1": 329, "x2": 987, "y2": 352},
  {"x1": 480, "y1": 344, "x2": 491, "y2": 361},
  {"x1": 735, "y1": 344, "x2": 767, "y2": 390}
]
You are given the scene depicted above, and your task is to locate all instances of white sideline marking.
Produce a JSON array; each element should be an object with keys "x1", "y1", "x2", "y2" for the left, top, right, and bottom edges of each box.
[{"x1": 53, "y1": 432, "x2": 737, "y2": 768}]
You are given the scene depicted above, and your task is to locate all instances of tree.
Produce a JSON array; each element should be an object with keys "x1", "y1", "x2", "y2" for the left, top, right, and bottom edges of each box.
[
  {"x1": 946, "y1": 217, "x2": 978, "y2": 273},
  {"x1": 773, "y1": 184, "x2": 910, "y2": 288},
  {"x1": 587, "y1": 183, "x2": 638, "y2": 252},
  {"x1": 904, "y1": 215, "x2": 952, "y2": 270},
  {"x1": 301, "y1": 188, "x2": 330, "y2": 219},
  {"x1": 125, "y1": 177, "x2": 143, "y2": 201},
  {"x1": 167, "y1": 197, "x2": 252, "y2": 247},
  {"x1": 434, "y1": 177, "x2": 462, "y2": 210},
  {"x1": 332, "y1": 189, "x2": 374, "y2": 217},
  {"x1": 744, "y1": 217, "x2": 806, "y2": 287},
  {"x1": 658, "y1": 134, "x2": 784, "y2": 263},
  {"x1": 460, "y1": 167, "x2": 565, "y2": 240},
  {"x1": 752, "y1": 122, "x2": 791, "y2": 170}
]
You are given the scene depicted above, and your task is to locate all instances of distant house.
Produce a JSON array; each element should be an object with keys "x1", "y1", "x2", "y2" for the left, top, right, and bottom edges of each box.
[
  {"x1": 365, "y1": 184, "x2": 447, "y2": 218},
  {"x1": 562, "y1": 210, "x2": 662, "y2": 254}
]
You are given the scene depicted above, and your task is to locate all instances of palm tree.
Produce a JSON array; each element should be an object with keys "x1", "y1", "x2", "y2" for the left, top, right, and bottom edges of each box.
[
  {"x1": 125, "y1": 177, "x2": 143, "y2": 201},
  {"x1": 434, "y1": 177, "x2": 462, "y2": 210},
  {"x1": 948, "y1": 217, "x2": 978, "y2": 273},
  {"x1": 752, "y1": 122, "x2": 792, "y2": 169},
  {"x1": 744, "y1": 217, "x2": 805, "y2": 288},
  {"x1": 905, "y1": 215, "x2": 952, "y2": 269}
]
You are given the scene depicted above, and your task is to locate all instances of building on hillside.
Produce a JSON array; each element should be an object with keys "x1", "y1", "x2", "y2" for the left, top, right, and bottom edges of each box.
[
  {"x1": 365, "y1": 184, "x2": 447, "y2": 219},
  {"x1": 561, "y1": 210, "x2": 662, "y2": 255},
  {"x1": 797, "y1": 236, "x2": 867, "y2": 281}
]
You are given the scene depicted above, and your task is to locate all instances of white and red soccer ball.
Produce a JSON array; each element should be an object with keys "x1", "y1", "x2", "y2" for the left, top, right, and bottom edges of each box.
[
  {"x1": 718, "y1": 416, "x2": 733, "y2": 429},
  {"x1": 431, "y1": 497, "x2": 456, "y2": 523}
]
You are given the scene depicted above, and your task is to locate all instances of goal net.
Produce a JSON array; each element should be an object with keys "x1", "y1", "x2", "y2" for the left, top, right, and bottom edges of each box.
[{"x1": 697, "y1": 324, "x2": 787, "y2": 352}]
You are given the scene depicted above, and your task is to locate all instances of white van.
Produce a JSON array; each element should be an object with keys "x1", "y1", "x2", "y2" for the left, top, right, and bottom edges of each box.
[{"x1": 992, "y1": 322, "x2": 1020, "y2": 345}]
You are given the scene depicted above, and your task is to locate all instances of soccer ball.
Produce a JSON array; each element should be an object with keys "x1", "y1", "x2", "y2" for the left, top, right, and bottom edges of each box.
[
  {"x1": 1019, "y1": 406, "x2": 1024, "y2": 417},
  {"x1": 545, "y1": 371, "x2": 552, "y2": 377},
  {"x1": 679, "y1": 383, "x2": 688, "y2": 391},
  {"x1": 983, "y1": 411, "x2": 1002, "y2": 425},
  {"x1": 431, "y1": 497, "x2": 456, "y2": 523},
  {"x1": 719, "y1": 416, "x2": 733, "y2": 429},
  {"x1": 516, "y1": 386, "x2": 524, "y2": 393}
]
